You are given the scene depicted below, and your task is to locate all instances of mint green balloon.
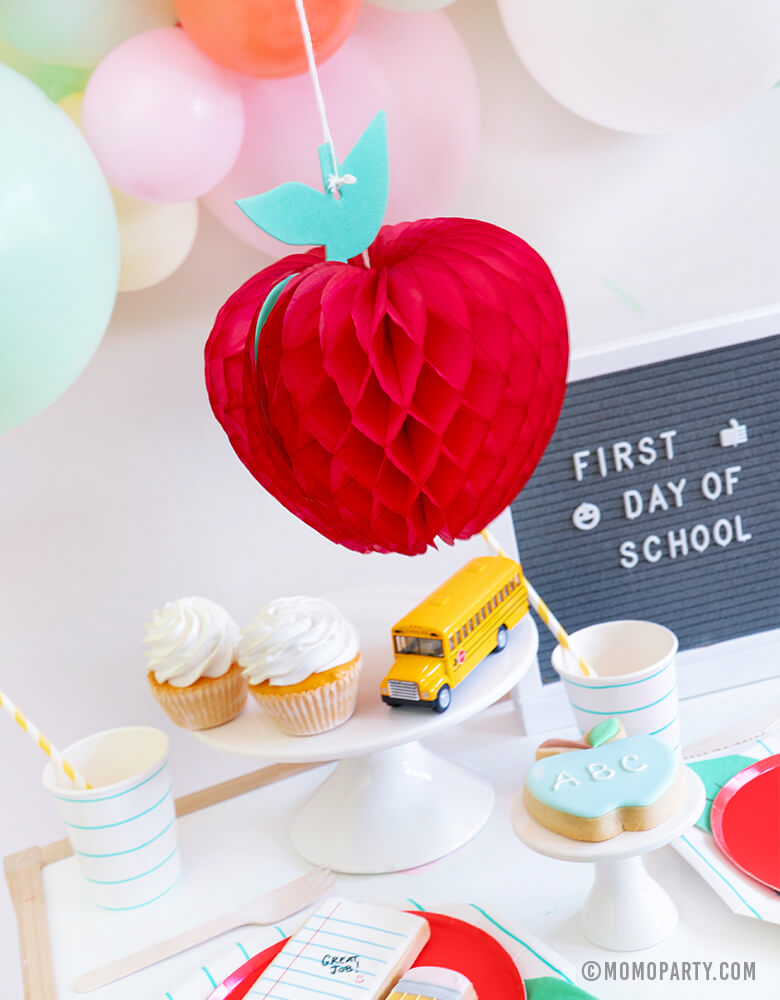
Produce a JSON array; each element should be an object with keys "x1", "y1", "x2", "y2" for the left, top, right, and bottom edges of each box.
[{"x1": 0, "y1": 64, "x2": 119, "y2": 432}]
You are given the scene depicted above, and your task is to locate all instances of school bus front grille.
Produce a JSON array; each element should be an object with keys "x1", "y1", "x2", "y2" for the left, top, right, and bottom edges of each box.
[{"x1": 388, "y1": 680, "x2": 420, "y2": 701}]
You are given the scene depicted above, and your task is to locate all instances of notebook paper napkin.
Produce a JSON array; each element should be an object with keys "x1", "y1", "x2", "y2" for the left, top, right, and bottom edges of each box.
[
  {"x1": 153, "y1": 900, "x2": 577, "y2": 1000},
  {"x1": 675, "y1": 732, "x2": 780, "y2": 925},
  {"x1": 247, "y1": 899, "x2": 427, "y2": 999}
]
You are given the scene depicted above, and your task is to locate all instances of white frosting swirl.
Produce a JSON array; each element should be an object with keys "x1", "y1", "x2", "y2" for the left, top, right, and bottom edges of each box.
[
  {"x1": 238, "y1": 597, "x2": 360, "y2": 687},
  {"x1": 144, "y1": 597, "x2": 240, "y2": 688}
]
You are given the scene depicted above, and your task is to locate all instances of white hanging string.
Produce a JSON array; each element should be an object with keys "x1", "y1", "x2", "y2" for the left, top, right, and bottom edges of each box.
[{"x1": 294, "y1": 0, "x2": 356, "y2": 197}]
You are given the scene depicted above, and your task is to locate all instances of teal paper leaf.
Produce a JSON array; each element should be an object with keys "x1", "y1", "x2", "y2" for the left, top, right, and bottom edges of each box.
[
  {"x1": 237, "y1": 111, "x2": 389, "y2": 263},
  {"x1": 687, "y1": 755, "x2": 756, "y2": 833}
]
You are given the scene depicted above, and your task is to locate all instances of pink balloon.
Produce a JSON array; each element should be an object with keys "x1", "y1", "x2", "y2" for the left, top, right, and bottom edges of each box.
[
  {"x1": 83, "y1": 27, "x2": 244, "y2": 202},
  {"x1": 202, "y1": 5, "x2": 480, "y2": 256}
]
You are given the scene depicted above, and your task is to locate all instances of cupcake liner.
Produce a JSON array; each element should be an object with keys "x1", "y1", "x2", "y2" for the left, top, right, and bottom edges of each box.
[
  {"x1": 251, "y1": 657, "x2": 362, "y2": 736},
  {"x1": 148, "y1": 662, "x2": 247, "y2": 730}
]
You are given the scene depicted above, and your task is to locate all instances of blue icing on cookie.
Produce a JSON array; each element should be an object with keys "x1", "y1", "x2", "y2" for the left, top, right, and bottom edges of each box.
[{"x1": 525, "y1": 735, "x2": 677, "y2": 819}]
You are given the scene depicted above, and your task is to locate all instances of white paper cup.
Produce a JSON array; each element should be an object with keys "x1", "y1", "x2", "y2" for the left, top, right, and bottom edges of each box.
[
  {"x1": 551, "y1": 620, "x2": 680, "y2": 752},
  {"x1": 42, "y1": 726, "x2": 180, "y2": 910}
]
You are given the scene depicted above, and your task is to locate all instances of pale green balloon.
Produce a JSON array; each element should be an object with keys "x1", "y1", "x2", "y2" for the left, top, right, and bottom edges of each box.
[
  {"x1": 0, "y1": 37, "x2": 90, "y2": 101},
  {"x1": 0, "y1": 64, "x2": 119, "y2": 433},
  {"x1": 0, "y1": 0, "x2": 176, "y2": 69}
]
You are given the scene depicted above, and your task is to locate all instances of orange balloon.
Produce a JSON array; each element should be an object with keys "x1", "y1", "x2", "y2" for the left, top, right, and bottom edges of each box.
[{"x1": 175, "y1": 0, "x2": 361, "y2": 78}]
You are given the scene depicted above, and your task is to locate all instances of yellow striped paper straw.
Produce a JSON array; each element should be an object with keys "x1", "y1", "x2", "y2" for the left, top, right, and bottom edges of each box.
[
  {"x1": 480, "y1": 529, "x2": 596, "y2": 678},
  {"x1": 0, "y1": 689, "x2": 91, "y2": 789}
]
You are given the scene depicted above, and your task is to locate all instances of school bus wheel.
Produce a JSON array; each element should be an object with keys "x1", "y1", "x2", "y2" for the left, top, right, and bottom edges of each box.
[
  {"x1": 432, "y1": 684, "x2": 451, "y2": 713},
  {"x1": 492, "y1": 624, "x2": 508, "y2": 653}
]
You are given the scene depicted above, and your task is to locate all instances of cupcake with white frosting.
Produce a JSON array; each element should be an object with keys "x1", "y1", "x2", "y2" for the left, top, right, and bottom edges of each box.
[
  {"x1": 145, "y1": 597, "x2": 245, "y2": 730},
  {"x1": 239, "y1": 597, "x2": 361, "y2": 736}
]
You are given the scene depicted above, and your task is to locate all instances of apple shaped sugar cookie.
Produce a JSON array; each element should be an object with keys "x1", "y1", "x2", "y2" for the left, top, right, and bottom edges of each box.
[{"x1": 524, "y1": 726, "x2": 684, "y2": 842}]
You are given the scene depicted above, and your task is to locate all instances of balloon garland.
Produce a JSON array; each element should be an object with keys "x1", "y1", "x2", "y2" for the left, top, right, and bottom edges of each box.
[
  {"x1": 205, "y1": 1, "x2": 569, "y2": 555},
  {"x1": 2, "y1": 0, "x2": 775, "y2": 433}
]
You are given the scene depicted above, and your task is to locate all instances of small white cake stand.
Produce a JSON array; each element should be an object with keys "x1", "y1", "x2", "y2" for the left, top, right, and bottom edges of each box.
[
  {"x1": 197, "y1": 587, "x2": 538, "y2": 874},
  {"x1": 511, "y1": 769, "x2": 705, "y2": 951}
]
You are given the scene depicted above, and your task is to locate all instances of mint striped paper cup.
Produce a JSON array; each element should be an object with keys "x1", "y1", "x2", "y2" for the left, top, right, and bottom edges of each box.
[
  {"x1": 42, "y1": 726, "x2": 180, "y2": 910},
  {"x1": 551, "y1": 621, "x2": 680, "y2": 753}
]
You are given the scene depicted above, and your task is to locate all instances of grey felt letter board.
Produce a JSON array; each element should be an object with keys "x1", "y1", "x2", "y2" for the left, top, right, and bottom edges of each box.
[{"x1": 511, "y1": 333, "x2": 780, "y2": 683}]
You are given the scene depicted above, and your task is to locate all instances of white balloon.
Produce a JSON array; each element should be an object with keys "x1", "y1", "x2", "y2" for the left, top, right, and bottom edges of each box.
[
  {"x1": 115, "y1": 192, "x2": 198, "y2": 293},
  {"x1": 368, "y1": 1, "x2": 456, "y2": 9},
  {"x1": 497, "y1": 0, "x2": 780, "y2": 134},
  {"x1": 59, "y1": 94, "x2": 198, "y2": 292}
]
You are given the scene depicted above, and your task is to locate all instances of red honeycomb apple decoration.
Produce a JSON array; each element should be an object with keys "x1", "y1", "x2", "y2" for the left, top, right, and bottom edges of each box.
[{"x1": 205, "y1": 113, "x2": 568, "y2": 555}]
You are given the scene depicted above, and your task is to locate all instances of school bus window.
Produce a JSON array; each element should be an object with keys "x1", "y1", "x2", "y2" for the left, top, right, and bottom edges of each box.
[
  {"x1": 394, "y1": 635, "x2": 444, "y2": 657},
  {"x1": 449, "y1": 635, "x2": 455, "y2": 651}
]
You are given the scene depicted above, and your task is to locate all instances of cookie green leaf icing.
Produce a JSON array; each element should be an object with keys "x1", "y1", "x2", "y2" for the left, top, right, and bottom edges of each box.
[{"x1": 586, "y1": 718, "x2": 621, "y2": 747}]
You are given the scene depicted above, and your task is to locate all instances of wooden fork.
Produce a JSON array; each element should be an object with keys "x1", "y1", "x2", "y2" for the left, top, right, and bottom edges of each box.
[{"x1": 72, "y1": 866, "x2": 335, "y2": 993}]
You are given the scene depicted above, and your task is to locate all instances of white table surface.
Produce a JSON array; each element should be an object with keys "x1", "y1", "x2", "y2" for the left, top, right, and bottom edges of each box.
[{"x1": 37, "y1": 674, "x2": 780, "y2": 1000}]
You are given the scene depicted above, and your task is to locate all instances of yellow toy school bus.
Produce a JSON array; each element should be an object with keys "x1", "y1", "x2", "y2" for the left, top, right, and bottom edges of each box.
[{"x1": 380, "y1": 555, "x2": 528, "y2": 713}]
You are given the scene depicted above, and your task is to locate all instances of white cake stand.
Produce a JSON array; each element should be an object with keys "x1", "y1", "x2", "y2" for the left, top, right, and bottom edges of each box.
[
  {"x1": 197, "y1": 587, "x2": 538, "y2": 874},
  {"x1": 511, "y1": 768, "x2": 705, "y2": 951}
]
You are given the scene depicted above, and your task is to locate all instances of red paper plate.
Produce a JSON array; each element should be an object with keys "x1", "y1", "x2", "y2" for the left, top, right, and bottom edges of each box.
[
  {"x1": 711, "y1": 753, "x2": 780, "y2": 892},
  {"x1": 208, "y1": 910, "x2": 527, "y2": 1000}
]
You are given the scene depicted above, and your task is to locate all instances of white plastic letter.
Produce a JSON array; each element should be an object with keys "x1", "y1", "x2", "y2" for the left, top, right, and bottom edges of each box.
[
  {"x1": 690, "y1": 524, "x2": 711, "y2": 553},
  {"x1": 667, "y1": 528, "x2": 689, "y2": 559},
  {"x1": 648, "y1": 484, "x2": 669, "y2": 514},
  {"x1": 637, "y1": 436, "x2": 657, "y2": 466},
  {"x1": 572, "y1": 450, "x2": 590, "y2": 482},
  {"x1": 658, "y1": 430, "x2": 677, "y2": 460},
  {"x1": 619, "y1": 541, "x2": 638, "y2": 569},
  {"x1": 713, "y1": 519, "x2": 733, "y2": 547},
  {"x1": 701, "y1": 471, "x2": 722, "y2": 501},
  {"x1": 612, "y1": 441, "x2": 634, "y2": 472},
  {"x1": 642, "y1": 534, "x2": 662, "y2": 563},
  {"x1": 666, "y1": 478, "x2": 686, "y2": 508},
  {"x1": 623, "y1": 490, "x2": 643, "y2": 520},
  {"x1": 724, "y1": 466, "x2": 741, "y2": 495}
]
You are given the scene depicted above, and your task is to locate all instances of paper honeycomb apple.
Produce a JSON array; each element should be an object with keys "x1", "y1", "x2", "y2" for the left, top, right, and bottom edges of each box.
[{"x1": 205, "y1": 115, "x2": 569, "y2": 555}]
